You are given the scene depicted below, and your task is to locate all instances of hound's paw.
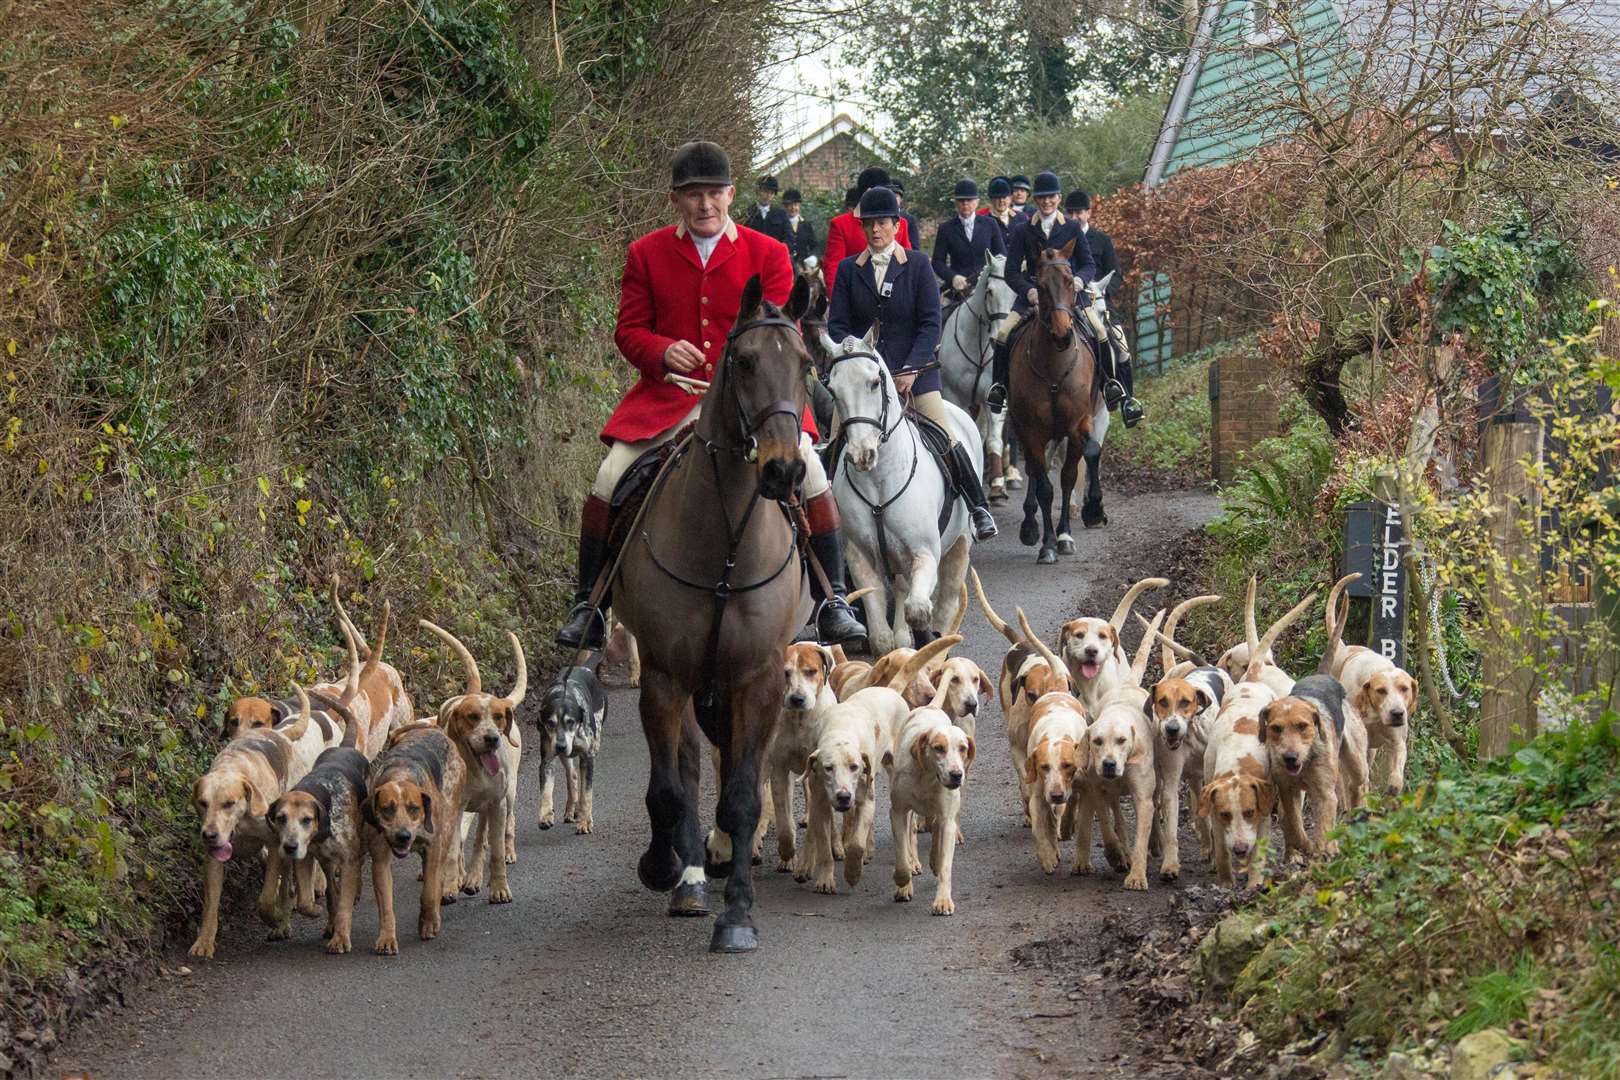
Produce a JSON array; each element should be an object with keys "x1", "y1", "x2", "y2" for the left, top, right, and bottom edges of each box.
[
  {"x1": 418, "y1": 913, "x2": 441, "y2": 940},
  {"x1": 1103, "y1": 847, "x2": 1128, "y2": 873},
  {"x1": 505, "y1": 845, "x2": 518, "y2": 864},
  {"x1": 325, "y1": 932, "x2": 352, "y2": 955},
  {"x1": 460, "y1": 880, "x2": 483, "y2": 896},
  {"x1": 1123, "y1": 872, "x2": 1148, "y2": 891},
  {"x1": 894, "y1": 882, "x2": 913, "y2": 902},
  {"x1": 812, "y1": 874, "x2": 838, "y2": 895},
  {"x1": 1321, "y1": 840, "x2": 1340, "y2": 857},
  {"x1": 489, "y1": 884, "x2": 513, "y2": 904},
  {"x1": 1021, "y1": 812, "x2": 1033, "y2": 828},
  {"x1": 1039, "y1": 853, "x2": 1058, "y2": 875},
  {"x1": 537, "y1": 815, "x2": 555, "y2": 831},
  {"x1": 374, "y1": 932, "x2": 399, "y2": 955},
  {"x1": 296, "y1": 901, "x2": 323, "y2": 919},
  {"x1": 931, "y1": 895, "x2": 956, "y2": 916},
  {"x1": 1160, "y1": 863, "x2": 1180, "y2": 882},
  {"x1": 188, "y1": 937, "x2": 216, "y2": 959},
  {"x1": 574, "y1": 818, "x2": 593, "y2": 836},
  {"x1": 1071, "y1": 860, "x2": 1092, "y2": 876},
  {"x1": 563, "y1": 811, "x2": 578, "y2": 824},
  {"x1": 267, "y1": 921, "x2": 292, "y2": 941},
  {"x1": 910, "y1": 858, "x2": 924, "y2": 875},
  {"x1": 843, "y1": 849, "x2": 865, "y2": 887}
]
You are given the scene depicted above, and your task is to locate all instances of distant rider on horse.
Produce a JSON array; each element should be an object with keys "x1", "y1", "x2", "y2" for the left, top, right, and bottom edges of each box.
[
  {"x1": 986, "y1": 170, "x2": 1096, "y2": 415},
  {"x1": 978, "y1": 175, "x2": 1019, "y2": 250},
  {"x1": 555, "y1": 141, "x2": 865, "y2": 650},
  {"x1": 826, "y1": 185, "x2": 999, "y2": 542},
  {"x1": 931, "y1": 178, "x2": 1006, "y2": 297},
  {"x1": 1067, "y1": 188, "x2": 1143, "y2": 426},
  {"x1": 822, "y1": 165, "x2": 914, "y2": 295}
]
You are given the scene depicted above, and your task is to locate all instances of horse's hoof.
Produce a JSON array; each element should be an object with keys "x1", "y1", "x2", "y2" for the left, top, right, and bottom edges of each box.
[
  {"x1": 1038, "y1": 546, "x2": 1057, "y2": 565},
  {"x1": 1056, "y1": 536, "x2": 1075, "y2": 555},
  {"x1": 1019, "y1": 519, "x2": 1040, "y2": 547},
  {"x1": 710, "y1": 923, "x2": 758, "y2": 953},
  {"x1": 1082, "y1": 503, "x2": 1108, "y2": 529},
  {"x1": 638, "y1": 847, "x2": 682, "y2": 893},
  {"x1": 667, "y1": 880, "x2": 710, "y2": 917}
]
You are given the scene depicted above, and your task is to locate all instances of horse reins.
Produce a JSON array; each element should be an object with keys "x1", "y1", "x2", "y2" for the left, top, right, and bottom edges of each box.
[{"x1": 943, "y1": 269, "x2": 1010, "y2": 385}]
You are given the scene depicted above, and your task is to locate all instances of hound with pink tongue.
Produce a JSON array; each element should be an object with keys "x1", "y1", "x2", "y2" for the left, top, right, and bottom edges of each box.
[{"x1": 420, "y1": 619, "x2": 526, "y2": 905}]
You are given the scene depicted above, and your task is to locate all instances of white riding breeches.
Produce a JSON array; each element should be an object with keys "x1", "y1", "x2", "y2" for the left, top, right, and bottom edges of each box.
[{"x1": 590, "y1": 402, "x2": 829, "y2": 502}]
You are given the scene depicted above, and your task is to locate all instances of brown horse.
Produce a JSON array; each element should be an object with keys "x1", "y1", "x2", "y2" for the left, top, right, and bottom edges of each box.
[
  {"x1": 612, "y1": 272, "x2": 814, "y2": 953},
  {"x1": 1009, "y1": 236, "x2": 1104, "y2": 564}
]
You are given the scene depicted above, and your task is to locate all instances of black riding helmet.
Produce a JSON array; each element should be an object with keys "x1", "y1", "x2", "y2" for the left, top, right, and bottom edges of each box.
[
  {"x1": 856, "y1": 186, "x2": 901, "y2": 221},
  {"x1": 671, "y1": 141, "x2": 731, "y2": 189}
]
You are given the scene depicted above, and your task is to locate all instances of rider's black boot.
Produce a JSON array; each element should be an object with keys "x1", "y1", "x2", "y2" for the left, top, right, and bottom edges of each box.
[
  {"x1": 947, "y1": 442, "x2": 999, "y2": 541},
  {"x1": 1118, "y1": 356, "x2": 1144, "y2": 427},
  {"x1": 986, "y1": 339, "x2": 1011, "y2": 414},
  {"x1": 556, "y1": 495, "x2": 611, "y2": 650},
  {"x1": 809, "y1": 531, "x2": 867, "y2": 647}
]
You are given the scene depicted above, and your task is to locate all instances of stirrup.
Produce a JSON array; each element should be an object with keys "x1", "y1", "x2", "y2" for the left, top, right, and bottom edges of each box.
[
  {"x1": 1102, "y1": 377, "x2": 1126, "y2": 410},
  {"x1": 556, "y1": 601, "x2": 607, "y2": 649},
  {"x1": 986, "y1": 383, "x2": 1008, "y2": 414},
  {"x1": 1121, "y1": 396, "x2": 1145, "y2": 428}
]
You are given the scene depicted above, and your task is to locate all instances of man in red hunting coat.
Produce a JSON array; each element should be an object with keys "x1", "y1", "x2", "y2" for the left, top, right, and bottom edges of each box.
[
  {"x1": 556, "y1": 140, "x2": 865, "y2": 651},
  {"x1": 821, "y1": 165, "x2": 913, "y2": 294}
]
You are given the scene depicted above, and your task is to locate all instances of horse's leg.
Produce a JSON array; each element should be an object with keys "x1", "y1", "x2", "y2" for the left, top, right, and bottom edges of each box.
[
  {"x1": 1083, "y1": 397, "x2": 1109, "y2": 528},
  {"x1": 984, "y1": 408, "x2": 1008, "y2": 501},
  {"x1": 710, "y1": 676, "x2": 775, "y2": 953},
  {"x1": 1056, "y1": 437, "x2": 1082, "y2": 555},
  {"x1": 904, "y1": 551, "x2": 940, "y2": 640},
  {"x1": 636, "y1": 668, "x2": 698, "y2": 904},
  {"x1": 847, "y1": 543, "x2": 890, "y2": 657},
  {"x1": 1018, "y1": 438, "x2": 1045, "y2": 548},
  {"x1": 1033, "y1": 456, "x2": 1058, "y2": 565},
  {"x1": 1004, "y1": 416, "x2": 1024, "y2": 488}
]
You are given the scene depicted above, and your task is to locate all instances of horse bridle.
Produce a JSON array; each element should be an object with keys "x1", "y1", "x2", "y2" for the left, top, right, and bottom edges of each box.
[
  {"x1": 702, "y1": 313, "x2": 808, "y2": 461},
  {"x1": 1036, "y1": 261, "x2": 1079, "y2": 340},
  {"x1": 945, "y1": 268, "x2": 1012, "y2": 381},
  {"x1": 826, "y1": 349, "x2": 905, "y2": 446}
]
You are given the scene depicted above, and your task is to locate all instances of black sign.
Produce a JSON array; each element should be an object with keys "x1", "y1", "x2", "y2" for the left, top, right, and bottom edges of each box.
[{"x1": 1343, "y1": 499, "x2": 1408, "y2": 667}]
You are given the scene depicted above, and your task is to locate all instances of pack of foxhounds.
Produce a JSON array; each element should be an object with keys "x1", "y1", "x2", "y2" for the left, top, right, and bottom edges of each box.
[{"x1": 190, "y1": 569, "x2": 1417, "y2": 957}]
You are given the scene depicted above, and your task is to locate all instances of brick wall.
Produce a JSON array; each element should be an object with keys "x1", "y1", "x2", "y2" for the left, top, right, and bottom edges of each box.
[
  {"x1": 1209, "y1": 348, "x2": 1282, "y2": 482},
  {"x1": 778, "y1": 134, "x2": 888, "y2": 196}
]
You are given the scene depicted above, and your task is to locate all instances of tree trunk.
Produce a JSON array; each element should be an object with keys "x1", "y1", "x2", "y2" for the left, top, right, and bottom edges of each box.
[{"x1": 1478, "y1": 420, "x2": 1543, "y2": 760}]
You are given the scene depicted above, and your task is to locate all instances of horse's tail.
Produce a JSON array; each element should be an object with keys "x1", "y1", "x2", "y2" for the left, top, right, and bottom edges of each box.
[{"x1": 971, "y1": 568, "x2": 1020, "y2": 647}]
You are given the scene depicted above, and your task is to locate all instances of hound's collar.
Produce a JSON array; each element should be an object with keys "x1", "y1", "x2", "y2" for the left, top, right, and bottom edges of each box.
[{"x1": 675, "y1": 219, "x2": 739, "y2": 243}]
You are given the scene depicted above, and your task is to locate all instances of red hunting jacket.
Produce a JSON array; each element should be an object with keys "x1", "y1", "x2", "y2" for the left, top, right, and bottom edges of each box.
[
  {"x1": 606, "y1": 219, "x2": 816, "y2": 444},
  {"x1": 821, "y1": 212, "x2": 912, "y2": 295}
]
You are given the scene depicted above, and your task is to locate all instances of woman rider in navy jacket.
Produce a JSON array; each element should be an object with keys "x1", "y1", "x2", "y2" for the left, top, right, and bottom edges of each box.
[{"x1": 827, "y1": 185, "x2": 998, "y2": 542}]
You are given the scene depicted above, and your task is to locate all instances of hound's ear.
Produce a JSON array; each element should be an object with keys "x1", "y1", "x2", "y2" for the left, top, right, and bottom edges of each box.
[
  {"x1": 804, "y1": 750, "x2": 818, "y2": 775},
  {"x1": 1142, "y1": 695, "x2": 1156, "y2": 719},
  {"x1": 1194, "y1": 686, "x2": 1213, "y2": 711},
  {"x1": 785, "y1": 273, "x2": 811, "y2": 322},
  {"x1": 738, "y1": 273, "x2": 764, "y2": 321},
  {"x1": 861, "y1": 751, "x2": 873, "y2": 779},
  {"x1": 977, "y1": 670, "x2": 994, "y2": 699},
  {"x1": 912, "y1": 735, "x2": 930, "y2": 767},
  {"x1": 1125, "y1": 729, "x2": 1147, "y2": 767},
  {"x1": 418, "y1": 790, "x2": 435, "y2": 838},
  {"x1": 361, "y1": 791, "x2": 380, "y2": 831},
  {"x1": 1400, "y1": 676, "x2": 1418, "y2": 714},
  {"x1": 436, "y1": 700, "x2": 456, "y2": 728},
  {"x1": 818, "y1": 645, "x2": 838, "y2": 674},
  {"x1": 499, "y1": 703, "x2": 520, "y2": 747},
  {"x1": 1197, "y1": 781, "x2": 1217, "y2": 818},
  {"x1": 962, "y1": 735, "x2": 976, "y2": 772},
  {"x1": 1255, "y1": 779, "x2": 1276, "y2": 821},
  {"x1": 312, "y1": 802, "x2": 331, "y2": 843},
  {"x1": 1258, "y1": 703, "x2": 1274, "y2": 741},
  {"x1": 266, "y1": 796, "x2": 285, "y2": 824},
  {"x1": 242, "y1": 778, "x2": 269, "y2": 819},
  {"x1": 270, "y1": 699, "x2": 289, "y2": 726},
  {"x1": 1023, "y1": 747, "x2": 1040, "y2": 786},
  {"x1": 1352, "y1": 682, "x2": 1375, "y2": 724}
]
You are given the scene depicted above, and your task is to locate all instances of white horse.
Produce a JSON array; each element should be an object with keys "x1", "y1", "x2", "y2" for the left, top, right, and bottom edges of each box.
[
  {"x1": 822, "y1": 329, "x2": 979, "y2": 656},
  {"x1": 938, "y1": 250, "x2": 1018, "y2": 499}
]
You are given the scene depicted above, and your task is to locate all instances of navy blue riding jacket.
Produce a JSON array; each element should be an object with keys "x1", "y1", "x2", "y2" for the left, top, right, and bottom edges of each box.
[
  {"x1": 931, "y1": 213, "x2": 1006, "y2": 284},
  {"x1": 827, "y1": 245, "x2": 943, "y2": 396},
  {"x1": 1006, "y1": 211, "x2": 1096, "y2": 314}
]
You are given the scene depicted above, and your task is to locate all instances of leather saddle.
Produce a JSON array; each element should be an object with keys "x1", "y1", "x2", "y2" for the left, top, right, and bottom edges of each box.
[{"x1": 823, "y1": 409, "x2": 956, "y2": 537}]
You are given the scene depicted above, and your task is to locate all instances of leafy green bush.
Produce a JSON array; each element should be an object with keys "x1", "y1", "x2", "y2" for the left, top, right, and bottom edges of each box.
[{"x1": 1213, "y1": 714, "x2": 1620, "y2": 1072}]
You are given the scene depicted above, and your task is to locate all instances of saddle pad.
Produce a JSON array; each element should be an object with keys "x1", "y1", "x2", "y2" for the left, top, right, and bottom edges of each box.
[{"x1": 606, "y1": 429, "x2": 692, "y2": 554}]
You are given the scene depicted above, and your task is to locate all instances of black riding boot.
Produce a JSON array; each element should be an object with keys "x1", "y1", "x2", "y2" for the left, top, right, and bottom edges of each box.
[
  {"x1": 808, "y1": 531, "x2": 867, "y2": 647},
  {"x1": 556, "y1": 496, "x2": 611, "y2": 650},
  {"x1": 947, "y1": 442, "x2": 999, "y2": 541},
  {"x1": 986, "y1": 339, "x2": 1011, "y2": 414},
  {"x1": 1118, "y1": 355, "x2": 1144, "y2": 427}
]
